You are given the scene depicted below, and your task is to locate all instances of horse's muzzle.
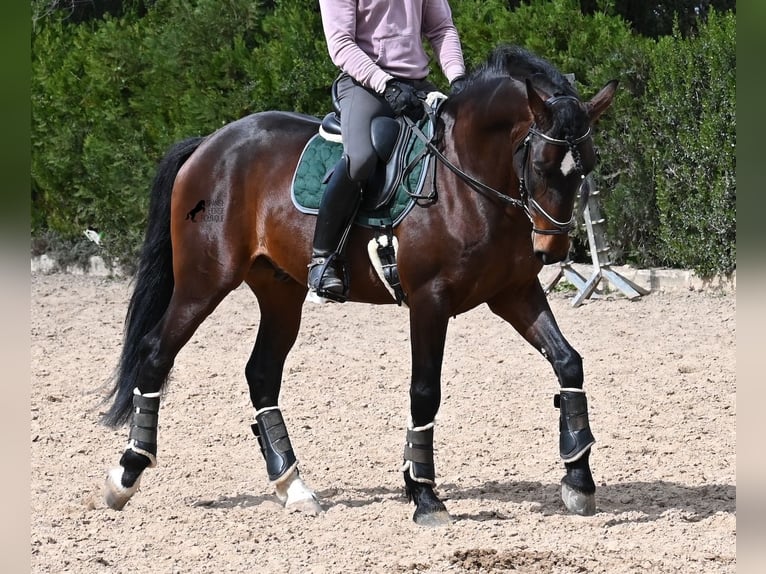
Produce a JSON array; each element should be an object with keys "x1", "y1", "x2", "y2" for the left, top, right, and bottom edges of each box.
[{"x1": 533, "y1": 235, "x2": 571, "y2": 265}]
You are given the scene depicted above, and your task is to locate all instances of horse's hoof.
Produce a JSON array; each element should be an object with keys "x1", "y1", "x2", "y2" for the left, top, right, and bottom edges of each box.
[
  {"x1": 275, "y1": 469, "x2": 323, "y2": 515},
  {"x1": 561, "y1": 481, "x2": 596, "y2": 516},
  {"x1": 285, "y1": 495, "x2": 323, "y2": 516},
  {"x1": 407, "y1": 480, "x2": 452, "y2": 527},
  {"x1": 104, "y1": 467, "x2": 140, "y2": 511},
  {"x1": 413, "y1": 507, "x2": 452, "y2": 527}
]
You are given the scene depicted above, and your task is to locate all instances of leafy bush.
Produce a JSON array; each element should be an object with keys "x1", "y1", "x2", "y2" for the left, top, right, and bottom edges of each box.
[
  {"x1": 31, "y1": 0, "x2": 332, "y2": 268},
  {"x1": 31, "y1": 0, "x2": 736, "y2": 277},
  {"x1": 648, "y1": 10, "x2": 736, "y2": 275}
]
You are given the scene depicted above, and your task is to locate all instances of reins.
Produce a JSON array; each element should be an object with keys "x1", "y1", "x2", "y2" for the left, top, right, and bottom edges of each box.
[
  {"x1": 404, "y1": 95, "x2": 592, "y2": 236},
  {"x1": 403, "y1": 112, "x2": 526, "y2": 212}
]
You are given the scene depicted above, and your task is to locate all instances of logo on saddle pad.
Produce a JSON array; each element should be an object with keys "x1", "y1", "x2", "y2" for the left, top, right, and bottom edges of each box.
[{"x1": 291, "y1": 115, "x2": 434, "y2": 228}]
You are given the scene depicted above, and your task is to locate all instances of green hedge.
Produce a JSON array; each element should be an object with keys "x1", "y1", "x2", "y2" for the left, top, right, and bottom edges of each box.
[
  {"x1": 649, "y1": 11, "x2": 736, "y2": 275},
  {"x1": 32, "y1": 0, "x2": 333, "y2": 267},
  {"x1": 31, "y1": 0, "x2": 736, "y2": 277}
]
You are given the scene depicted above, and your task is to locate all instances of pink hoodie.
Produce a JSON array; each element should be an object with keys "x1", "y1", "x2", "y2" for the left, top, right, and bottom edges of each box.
[{"x1": 318, "y1": 0, "x2": 466, "y2": 93}]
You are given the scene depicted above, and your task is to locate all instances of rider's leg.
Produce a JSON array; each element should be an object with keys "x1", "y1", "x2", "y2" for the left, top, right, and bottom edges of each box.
[
  {"x1": 308, "y1": 75, "x2": 392, "y2": 301},
  {"x1": 307, "y1": 156, "x2": 362, "y2": 301}
]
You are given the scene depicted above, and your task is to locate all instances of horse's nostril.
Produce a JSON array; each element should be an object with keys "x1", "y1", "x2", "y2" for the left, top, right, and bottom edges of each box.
[{"x1": 534, "y1": 250, "x2": 550, "y2": 265}]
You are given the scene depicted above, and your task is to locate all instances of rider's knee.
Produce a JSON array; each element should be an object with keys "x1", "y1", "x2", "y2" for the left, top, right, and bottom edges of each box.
[{"x1": 346, "y1": 152, "x2": 377, "y2": 183}]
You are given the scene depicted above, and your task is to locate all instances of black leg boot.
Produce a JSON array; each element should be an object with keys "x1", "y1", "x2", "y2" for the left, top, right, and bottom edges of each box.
[{"x1": 308, "y1": 156, "x2": 361, "y2": 302}]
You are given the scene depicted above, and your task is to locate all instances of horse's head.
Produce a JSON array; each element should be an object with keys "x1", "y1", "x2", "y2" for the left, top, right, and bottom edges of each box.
[{"x1": 518, "y1": 78, "x2": 618, "y2": 264}]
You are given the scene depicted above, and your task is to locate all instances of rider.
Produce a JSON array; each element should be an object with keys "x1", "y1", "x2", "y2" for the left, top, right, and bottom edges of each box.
[{"x1": 309, "y1": 0, "x2": 467, "y2": 302}]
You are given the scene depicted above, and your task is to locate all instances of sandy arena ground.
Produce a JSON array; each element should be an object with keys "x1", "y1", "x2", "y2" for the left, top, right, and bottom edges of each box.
[{"x1": 31, "y1": 272, "x2": 735, "y2": 573}]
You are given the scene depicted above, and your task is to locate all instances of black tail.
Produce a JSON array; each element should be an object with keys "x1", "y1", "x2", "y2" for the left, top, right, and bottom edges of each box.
[{"x1": 103, "y1": 137, "x2": 205, "y2": 427}]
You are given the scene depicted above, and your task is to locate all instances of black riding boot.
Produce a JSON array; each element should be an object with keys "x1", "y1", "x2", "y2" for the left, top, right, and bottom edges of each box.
[{"x1": 308, "y1": 157, "x2": 361, "y2": 302}]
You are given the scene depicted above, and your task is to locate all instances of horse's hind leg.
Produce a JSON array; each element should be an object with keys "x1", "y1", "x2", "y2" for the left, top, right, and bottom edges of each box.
[
  {"x1": 105, "y1": 285, "x2": 234, "y2": 510},
  {"x1": 244, "y1": 263, "x2": 321, "y2": 515},
  {"x1": 488, "y1": 283, "x2": 597, "y2": 516}
]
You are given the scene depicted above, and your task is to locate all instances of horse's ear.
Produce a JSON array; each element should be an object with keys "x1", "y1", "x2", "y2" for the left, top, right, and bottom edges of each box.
[
  {"x1": 525, "y1": 78, "x2": 552, "y2": 128},
  {"x1": 586, "y1": 80, "x2": 618, "y2": 123}
]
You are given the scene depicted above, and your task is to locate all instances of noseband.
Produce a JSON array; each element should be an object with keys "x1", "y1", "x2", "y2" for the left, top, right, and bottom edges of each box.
[{"x1": 404, "y1": 94, "x2": 592, "y2": 236}]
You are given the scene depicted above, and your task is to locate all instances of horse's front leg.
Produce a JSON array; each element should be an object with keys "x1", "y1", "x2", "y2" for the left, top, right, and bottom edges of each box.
[
  {"x1": 403, "y1": 297, "x2": 452, "y2": 526},
  {"x1": 488, "y1": 282, "x2": 596, "y2": 516}
]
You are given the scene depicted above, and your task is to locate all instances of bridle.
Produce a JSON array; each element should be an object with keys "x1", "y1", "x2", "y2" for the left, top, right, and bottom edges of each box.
[
  {"x1": 517, "y1": 116, "x2": 592, "y2": 235},
  {"x1": 404, "y1": 94, "x2": 592, "y2": 236}
]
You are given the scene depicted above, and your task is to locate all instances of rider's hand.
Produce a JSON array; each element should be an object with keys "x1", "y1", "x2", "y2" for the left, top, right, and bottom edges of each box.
[{"x1": 383, "y1": 80, "x2": 425, "y2": 121}]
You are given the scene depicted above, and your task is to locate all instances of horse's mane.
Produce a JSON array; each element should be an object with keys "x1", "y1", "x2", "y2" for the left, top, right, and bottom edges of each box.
[
  {"x1": 467, "y1": 45, "x2": 578, "y2": 99},
  {"x1": 455, "y1": 45, "x2": 586, "y2": 138}
]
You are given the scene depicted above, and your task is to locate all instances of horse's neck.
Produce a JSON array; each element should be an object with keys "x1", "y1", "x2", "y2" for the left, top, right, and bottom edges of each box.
[
  {"x1": 443, "y1": 89, "x2": 528, "y2": 191},
  {"x1": 434, "y1": 113, "x2": 525, "y2": 228}
]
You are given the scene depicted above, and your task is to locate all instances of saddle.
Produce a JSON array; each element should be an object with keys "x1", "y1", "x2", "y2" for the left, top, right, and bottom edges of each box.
[
  {"x1": 318, "y1": 112, "x2": 418, "y2": 213},
  {"x1": 291, "y1": 92, "x2": 444, "y2": 305},
  {"x1": 291, "y1": 111, "x2": 435, "y2": 228}
]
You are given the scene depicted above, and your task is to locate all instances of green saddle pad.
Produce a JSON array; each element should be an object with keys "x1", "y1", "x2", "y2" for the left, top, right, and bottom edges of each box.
[{"x1": 290, "y1": 119, "x2": 433, "y2": 228}]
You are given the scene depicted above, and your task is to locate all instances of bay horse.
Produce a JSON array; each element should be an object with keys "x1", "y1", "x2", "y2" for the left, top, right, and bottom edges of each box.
[{"x1": 103, "y1": 45, "x2": 617, "y2": 526}]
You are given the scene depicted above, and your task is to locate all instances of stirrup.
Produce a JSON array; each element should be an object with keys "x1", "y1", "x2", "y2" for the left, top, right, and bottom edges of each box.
[{"x1": 307, "y1": 255, "x2": 347, "y2": 303}]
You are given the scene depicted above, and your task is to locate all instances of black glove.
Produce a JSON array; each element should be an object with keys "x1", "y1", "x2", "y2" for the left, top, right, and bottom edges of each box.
[
  {"x1": 383, "y1": 80, "x2": 424, "y2": 121},
  {"x1": 450, "y1": 75, "x2": 467, "y2": 95}
]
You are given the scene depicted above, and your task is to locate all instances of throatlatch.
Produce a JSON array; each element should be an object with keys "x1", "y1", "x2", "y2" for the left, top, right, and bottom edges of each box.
[
  {"x1": 127, "y1": 387, "x2": 160, "y2": 467},
  {"x1": 402, "y1": 421, "x2": 436, "y2": 485},
  {"x1": 554, "y1": 388, "x2": 596, "y2": 462},
  {"x1": 252, "y1": 407, "x2": 298, "y2": 482}
]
